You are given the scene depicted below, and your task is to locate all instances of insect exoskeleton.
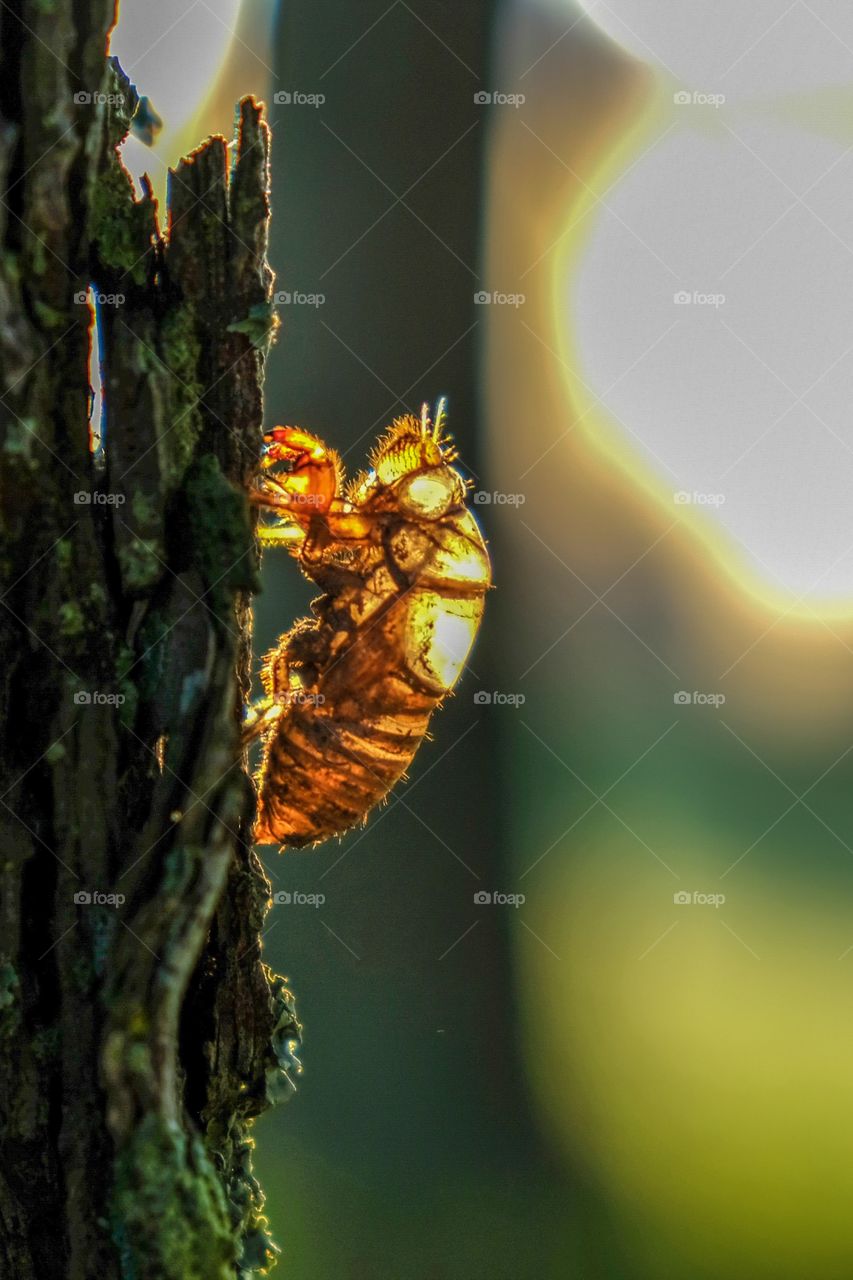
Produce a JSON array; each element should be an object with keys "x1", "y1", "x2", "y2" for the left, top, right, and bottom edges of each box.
[{"x1": 244, "y1": 399, "x2": 491, "y2": 848}]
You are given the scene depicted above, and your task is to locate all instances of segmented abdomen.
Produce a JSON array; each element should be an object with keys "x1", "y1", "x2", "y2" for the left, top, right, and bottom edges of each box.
[{"x1": 255, "y1": 585, "x2": 483, "y2": 847}]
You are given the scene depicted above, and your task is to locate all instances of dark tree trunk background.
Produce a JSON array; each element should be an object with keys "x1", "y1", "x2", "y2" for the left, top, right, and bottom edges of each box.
[{"x1": 0, "y1": 5, "x2": 298, "y2": 1278}]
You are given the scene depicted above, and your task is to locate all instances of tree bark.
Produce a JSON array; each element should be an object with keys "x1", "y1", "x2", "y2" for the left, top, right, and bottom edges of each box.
[{"x1": 0, "y1": 6, "x2": 297, "y2": 1278}]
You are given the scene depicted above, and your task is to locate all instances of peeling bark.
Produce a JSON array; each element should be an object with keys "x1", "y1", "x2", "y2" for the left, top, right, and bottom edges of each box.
[{"x1": 0, "y1": 6, "x2": 297, "y2": 1278}]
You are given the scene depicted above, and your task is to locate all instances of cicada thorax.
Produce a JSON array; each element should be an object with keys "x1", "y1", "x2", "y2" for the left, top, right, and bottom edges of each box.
[{"x1": 254, "y1": 503, "x2": 490, "y2": 848}]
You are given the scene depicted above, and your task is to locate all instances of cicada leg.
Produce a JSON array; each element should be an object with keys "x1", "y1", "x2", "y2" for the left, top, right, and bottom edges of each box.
[
  {"x1": 253, "y1": 484, "x2": 383, "y2": 564},
  {"x1": 241, "y1": 695, "x2": 284, "y2": 747},
  {"x1": 255, "y1": 517, "x2": 305, "y2": 548},
  {"x1": 256, "y1": 425, "x2": 340, "y2": 519},
  {"x1": 254, "y1": 425, "x2": 396, "y2": 556},
  {"x1": 320, "y1": 509, "x2": 378, "y2": 543},
  {"x1": 244, "y1": 640, "x2": 303, "y2": 746}
]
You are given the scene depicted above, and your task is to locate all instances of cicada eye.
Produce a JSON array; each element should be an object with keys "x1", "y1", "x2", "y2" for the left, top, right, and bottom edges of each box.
[{"x1": 397, "y1": 468, "x2": 460, "y2": 519}]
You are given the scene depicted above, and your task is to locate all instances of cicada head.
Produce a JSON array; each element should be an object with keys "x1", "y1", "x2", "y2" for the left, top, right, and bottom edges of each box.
[{"x1": 356, "y1": 398, "x2": 467, "y2": 519}]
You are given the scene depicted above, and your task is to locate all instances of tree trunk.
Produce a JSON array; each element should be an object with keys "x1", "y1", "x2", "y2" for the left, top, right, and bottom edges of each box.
[{"x1": 0, "y1": 6, "x2": 297, "y2": 1278}]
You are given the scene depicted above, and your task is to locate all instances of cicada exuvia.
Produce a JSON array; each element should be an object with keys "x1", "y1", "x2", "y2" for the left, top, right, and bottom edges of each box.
[{"x1": 244, "y1": 400, "x2": 491, "y2": 848}]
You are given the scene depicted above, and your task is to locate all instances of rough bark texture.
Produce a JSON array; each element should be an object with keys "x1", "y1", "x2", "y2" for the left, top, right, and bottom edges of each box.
[{"x1": 0, "y1": 6, "x2": 298, "y2": 1278}]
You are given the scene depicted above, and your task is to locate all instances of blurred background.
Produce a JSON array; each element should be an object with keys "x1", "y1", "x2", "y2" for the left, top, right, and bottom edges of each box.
[{"x1": 114, "y1": 1, "x2": 853, "y2": 1276}]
